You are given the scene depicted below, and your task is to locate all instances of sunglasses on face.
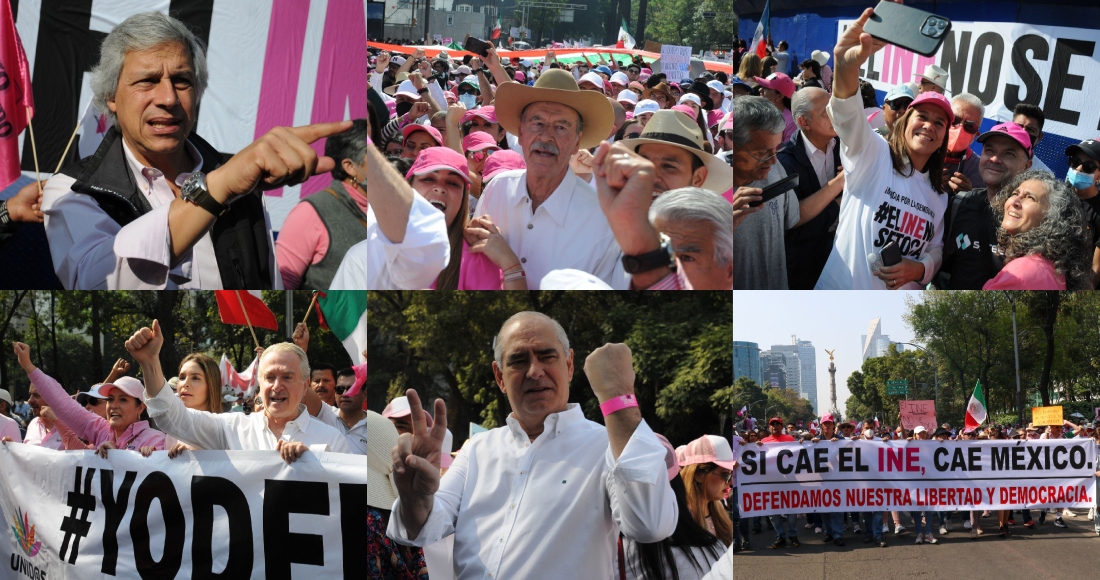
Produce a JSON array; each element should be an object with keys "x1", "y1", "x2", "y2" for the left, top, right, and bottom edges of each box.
[
  {"x1": 469, "y1": 149, "x2": 496, "y2": 163},
  {"x1": 952, "y1": 118, "x2": 979, "y2": 135},
  {"x1": 1071, "y1": 157, "x2": 1099, "y2": 174},
  {"x1": 458, "y1": 88, "x2": 478, "y2": 96},
  {"x1": 334, "y1": 385, "x2": 354, "y2": 396},
  {"x1": 706, "y1": 468, "x2": 733, "y2": 483},
  {"x1": 624, "y1": 132, "x2": 643, "y2": 139},
  {"x1": 887, "y1": 99, "x2": 911, "y2": 111}
]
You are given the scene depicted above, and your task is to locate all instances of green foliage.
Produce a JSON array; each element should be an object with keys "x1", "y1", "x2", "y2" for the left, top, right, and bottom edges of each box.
[
  {"x1": 644, "y1": 0, "x2": 734, "y2": 49},
  {"x1": 844, "y1": 346, "x2": 939, "y2": 426},
  {"x1": 367, "y1": 291, "x2": 731, "y2": 445}
]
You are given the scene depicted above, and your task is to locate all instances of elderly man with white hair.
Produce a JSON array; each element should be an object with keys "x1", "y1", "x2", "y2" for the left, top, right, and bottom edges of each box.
[
  {"x1": 125, "y1": 320, "x2": 348, "y2": 463},
  {"x1": 43, "y1": 11, "x2": 351, "y2": 289}
]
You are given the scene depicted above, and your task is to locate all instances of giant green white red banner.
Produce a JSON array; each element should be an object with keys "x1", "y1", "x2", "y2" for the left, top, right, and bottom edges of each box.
[
  {"x1": 737, "y1": 440, "x2": 1096, "y2": 516},
  {"x1": 0, "y1": 444, "x2": 366, "y2": 579}
]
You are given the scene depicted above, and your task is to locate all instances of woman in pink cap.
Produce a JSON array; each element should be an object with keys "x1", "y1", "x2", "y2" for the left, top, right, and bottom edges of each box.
[
  {"x1": 405, "y1": 147, "x2": 528, "y2": 289},
  {"x1": 678, "y1": 435, "x2": 735, "y2": 547},
  {"x1": 13, "y1": 342, "x2": 165, "y2": 456},
  {"x1": 814, "y1": 5, "x2": 952, "y2": 291}
]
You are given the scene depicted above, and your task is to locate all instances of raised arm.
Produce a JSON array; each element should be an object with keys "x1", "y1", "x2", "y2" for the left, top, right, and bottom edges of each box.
[
  {"x1": 14, "y1": 342, "x2": 105, "y2": 442},
  {"x1": 125, "y1": 320, "x2": 167, "y2": 400}
]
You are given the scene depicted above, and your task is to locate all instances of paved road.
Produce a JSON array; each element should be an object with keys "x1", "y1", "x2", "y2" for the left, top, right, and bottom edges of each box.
[{"x1": 734, "y1": 511, "x2": 1100, "y2": 579}]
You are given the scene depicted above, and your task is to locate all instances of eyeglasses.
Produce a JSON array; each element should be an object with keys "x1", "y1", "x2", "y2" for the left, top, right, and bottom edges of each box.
[
  {"x1": 457, "y1": 88, "x2": 478, "y2": 96},
  {"x1": 707, "y1": 468, "x2": 734, "y2": 483},
  {"x1": 1071, "y1": 157, "x2": 1099, "y2": 174},
  {"x1": 624, "y1": 132, "x2": 643, "y2": 139},
  {"x1": 887, "y1": 99, "x2": 911, "y2": 112},
  {"x1": 334, "y1": 385, "x2": 353, "y2": 395},
  {"x1": 741, "y1": 147, "x2": 778, "y2": 166},
  {"x1": 468, "y1": 149, "x2": 496, "y2": 163},
  {"x1": 952, "y1": 118, "x2": 979, "y2": 135}
]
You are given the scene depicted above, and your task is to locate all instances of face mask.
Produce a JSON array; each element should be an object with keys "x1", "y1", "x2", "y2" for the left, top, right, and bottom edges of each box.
[
  {"x1": 946, "y1": 126, "x2": 974, "y2": 154},
  {"x1": 1067, "y1": 168, "x2": 1097, "y2": 190},
  {"x1": 458, "y1": 94, "x2": 478, "y2": 109},
  {"x1": 395, "y1": 101, "x2": 413, "y2": 118}
]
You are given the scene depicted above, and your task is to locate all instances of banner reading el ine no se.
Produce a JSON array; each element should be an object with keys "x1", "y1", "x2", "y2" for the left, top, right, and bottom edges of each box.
[
  {"x1": 0, "y1": 444, "x2": 366, "y2": 579},
  {"x1": 737, "y1": 440, "x2": 1096, "y2": 517}
]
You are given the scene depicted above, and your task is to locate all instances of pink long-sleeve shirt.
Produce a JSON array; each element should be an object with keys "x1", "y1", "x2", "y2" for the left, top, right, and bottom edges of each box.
[
  {"x1": 28, "y1": 369, "x2": 166, "y2": 451},
  {"x1": 276, "y1": 183, "x2": 369, "y2": 289}
]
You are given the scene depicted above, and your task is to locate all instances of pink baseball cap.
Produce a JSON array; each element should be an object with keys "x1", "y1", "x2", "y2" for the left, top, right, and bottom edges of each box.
[
  {"x1": 909, "y1": 91, "x2": 955, "y2": 125},
  {"x1": 707, "y1": 109, "x2": 725, "y2": 128},
  {"x1": 381, "y1": 395, "x2": 435, "y2": 428},
  {"x1": 821, "y1": 413, "x2": 837, "y2": 424},
  {"x1": 977, "y1": 121, "x2": 1033, "y2": 158},
  {"x1": 98, "y1": 376, "x2": 146, "y2": 402},
  {"x1": 462, "y1": 131, "x2": 500, "y2": 153},
  {"x1": 754, "y1": 72, "x2": 795, "y2": 99},
  {"x1": 444, "y1": 90, "x2": 457, "y2": 104},
  {"x1": 677, "y1": 434, "x2": 735, "y2": 470},
  {"x1": 462, "y1": 105, "x2": 498, "y2": 124},
  {"x1": 514, "y1": 71, "x2": 526, "y2": 83},
  {"x1": 401, "y1": 124, "x2": 443, "y2": 146},
  {"x1": 482, "y1": 149, "x2": 526, "y2": 181},
  {"x1": 404, "y1": 146, "x2": 471, "y2": 186},
  {"x1": 671, "y1": 104, "x2": 697, "y2": 119}
]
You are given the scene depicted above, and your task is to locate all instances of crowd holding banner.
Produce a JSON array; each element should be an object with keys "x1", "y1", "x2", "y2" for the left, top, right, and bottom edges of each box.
[{"x1": 365, "y1": 34, "x2": 735, "y2": 291}]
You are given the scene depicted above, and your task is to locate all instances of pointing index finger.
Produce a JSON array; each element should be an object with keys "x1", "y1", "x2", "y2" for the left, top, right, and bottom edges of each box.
[{"x1": 288, "y1": 120, "x2": 355, "y2": 145}]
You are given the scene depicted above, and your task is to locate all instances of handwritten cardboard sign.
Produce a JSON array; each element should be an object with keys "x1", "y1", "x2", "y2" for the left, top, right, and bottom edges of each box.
[
  {"x1": 899, "y1": 400, "x2": 938, "y2": 432},
  {"x1": 1032, "y1": 406, "x2": 1063, "y2": 426}
]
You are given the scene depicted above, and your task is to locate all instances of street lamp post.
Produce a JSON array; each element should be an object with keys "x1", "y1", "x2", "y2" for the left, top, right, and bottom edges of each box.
[
  {"x1": 894, "y1": 342, "x2": 938, "y2": 408},
  {"x1": 1002, "y1": 292, "x2": 1023, "y2": 425}
]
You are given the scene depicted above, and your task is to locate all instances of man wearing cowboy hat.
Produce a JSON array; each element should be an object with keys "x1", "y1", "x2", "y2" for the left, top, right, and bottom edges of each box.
[
  {"x1": 473, "y1": 70, "x2": 629, "y2": 289},
  {"x1": 914, "y1": 64, "x2": 949, "y2": 95}
]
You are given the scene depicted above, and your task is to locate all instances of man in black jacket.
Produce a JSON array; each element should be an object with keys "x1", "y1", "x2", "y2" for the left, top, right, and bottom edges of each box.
[
  {"x1": 777, "y1": 87, "x2": 845, "y2": 289},
  {"x1": 43, "y1": 12, "x2": 349, "y2": 289}
]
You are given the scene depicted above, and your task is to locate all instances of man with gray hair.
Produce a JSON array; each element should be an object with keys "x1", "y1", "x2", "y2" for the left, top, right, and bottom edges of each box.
[
  {"x1": 732, "y1": 95, "x2": 846, "y2": 289},
  {"x1": 387, "y1": 311, "x2": 676, "y2": 578},
  {"x1": 125, "y1": 319, "x2": 349, "y2": 463},
  {"x1": 43, "y1": 12, "x2": 352, "y2": 289},
  {"x1": 943, "y1": 93, "x2": 987, "y2": 193},
  {"x1": 777, "y1": 87, "x2": 846, "y2": 289}
]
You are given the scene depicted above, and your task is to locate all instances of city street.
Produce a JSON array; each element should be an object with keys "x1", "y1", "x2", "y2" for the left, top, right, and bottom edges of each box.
[{"x1": 734, "y1": 512, "x2": 1100, "y2": 579}]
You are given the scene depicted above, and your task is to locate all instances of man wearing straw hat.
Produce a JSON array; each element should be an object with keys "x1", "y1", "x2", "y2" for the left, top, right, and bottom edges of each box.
[
  {"x1": 41, "y1": 12, "x2": 350, "y2": 289},
  {"x1": 473, "y1": 70, "x2": 628, "y2": 288},
  {"x1": 619, "y1": 109, "x2": 733, "y2": 196}
]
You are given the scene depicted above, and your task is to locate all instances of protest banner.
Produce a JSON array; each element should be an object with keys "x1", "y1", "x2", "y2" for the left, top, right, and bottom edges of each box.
[
  {"x1": 899, "y1": 400, "x2": 938, "y2": 432},
  {"x1": 1033, "y1": 405, "x2": 1064, "y2": 426},
  {"x1": 0, "y1": 444, "x2": 366, "y2": 579},
  {"x1": 837, "y1": 20, "x2": 1100, "y2": 143},
  {"x1": 737, "y1": 440, "x2": 1095, "y2": 517},
  {"x1": 659, "y1": 44, "x2": 693, "y2": 80}
]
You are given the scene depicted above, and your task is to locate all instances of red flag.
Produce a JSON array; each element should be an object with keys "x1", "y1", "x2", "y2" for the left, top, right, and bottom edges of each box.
[
  {"x1": 0, "y1": 0, "x2": 33, "y2": 190},
  {"x1": 215, "y1": 291, "x2": 278, "y2": 331}
]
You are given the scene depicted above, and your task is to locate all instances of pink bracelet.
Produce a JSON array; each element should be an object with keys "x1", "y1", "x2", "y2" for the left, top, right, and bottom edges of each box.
[{"x1": 600, "y1": 394, "x2": 638, "y2": 417}]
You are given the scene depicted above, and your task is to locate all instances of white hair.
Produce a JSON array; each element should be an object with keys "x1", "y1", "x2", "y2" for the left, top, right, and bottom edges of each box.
[
  {"x1": 951, "y1": 92, "x2": 986, "y2": 119},
  {"x1": 493, "y1": 312, "x2": 570, "y2": 366},
  {"x1": 260, "y1": 343, "x2": 311, "y2": 380},
  {"x1": 90, "y1": 12, "x2": 208, "y2": 127},
  {"x1": 791, "y1": 87, "x2": 828, "y2": 124},
  {"x1": 649, "y1": 187, "x2": 734, "y2": 269}
]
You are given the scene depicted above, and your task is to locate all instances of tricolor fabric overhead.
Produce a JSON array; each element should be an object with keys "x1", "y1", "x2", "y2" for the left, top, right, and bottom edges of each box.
[
  {"x1": 964, "y1": 380, "x2": 987, "y2": 432},
  {"x1": 616, "y1": 19, "x2": 636, "y2": 50},
  {"x1": 751, "y1": 0, "x2": 770, "y2": 58},
  {"x1": 215, "y1": 291, "x2": 279, "y2": 331},
  {"x1": 220, "y1": 353, "x2": 258, "y2": 393},
  {"x1": 318, "y1": 291, "x2": 367, "y2": 365}
]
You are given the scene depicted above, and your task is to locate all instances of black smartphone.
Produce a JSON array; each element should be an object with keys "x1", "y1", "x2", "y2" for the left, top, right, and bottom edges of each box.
[
  {"x1": 464, "y1": 36, "x2": 492, "y2": 58},
  {"x1": 880, "y1": 241, "x2": 902, "y2": 267},
  {"x1": 863, "y1": 1, "x2": 952, "y2": 57},
  {"x1": 749, "y1": 173, "x2": 799, "y2": 208}
]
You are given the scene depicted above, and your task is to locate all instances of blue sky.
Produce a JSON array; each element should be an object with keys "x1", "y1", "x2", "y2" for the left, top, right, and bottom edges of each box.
[{"x1": 734, "y1": 291, "x2": 924, "y2": 414}]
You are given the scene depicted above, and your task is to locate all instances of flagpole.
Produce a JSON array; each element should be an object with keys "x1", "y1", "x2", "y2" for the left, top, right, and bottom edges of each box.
[
  {"x1": 302, "y1": 292, "x2": 318, "y2": 325},
  {"x1": 54, "y1": 100, "x2": 93, "y2": 174},
  {"x1": 234, "y1": 291, "x2": 261, "y2": 350},
  {"x1": 25, "y1": 107, "x2": 40, "y2": 192}
]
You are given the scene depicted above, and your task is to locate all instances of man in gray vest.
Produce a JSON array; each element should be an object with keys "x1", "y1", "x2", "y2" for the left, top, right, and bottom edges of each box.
[{"x1": 276, "y1": 120, "x2": 369, "y2": 289}]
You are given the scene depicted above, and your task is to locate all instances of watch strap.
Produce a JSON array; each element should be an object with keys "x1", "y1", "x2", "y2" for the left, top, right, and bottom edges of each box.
[
  {"x1": 600, "y1": 394, "x2": 638, "y2": 417},
  {"x1": 183, "y1": 173, "x2": 228, "y2": 217}
]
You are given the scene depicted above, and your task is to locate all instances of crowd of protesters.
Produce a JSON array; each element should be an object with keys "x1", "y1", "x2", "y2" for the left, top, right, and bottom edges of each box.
[
  {"x1": 366, "y1": 311, "x2": 735, "y2": 579},
  {"x1": 0, "y1": 12, "x2": 367, "y2": 291},
  {"x1": 365, "y1": 37, "x2": 735, "y2": 290},
  {"x1": 727, "y1": 414, "x2": 1100, "y2": 552},
  {"x1": 732, "y1": 6, "x2": 1100, "y2": 291},
  {"x1": 0, "y1": 320, "x2": 366, "y2": 460}
]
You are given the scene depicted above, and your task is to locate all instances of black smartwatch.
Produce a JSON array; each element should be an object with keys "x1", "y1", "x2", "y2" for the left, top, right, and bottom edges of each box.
[
  {"x1": 181, "y1": 172, "x2": 228, "y2": 217},
  {"x1": 621, "y1": 233, "x2": 675, "y2": 274}
]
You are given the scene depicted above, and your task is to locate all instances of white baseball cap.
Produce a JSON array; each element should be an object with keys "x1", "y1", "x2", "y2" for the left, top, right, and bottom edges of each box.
[
  {"x1": 634, "y1": 99, "x2": 660, "y2": 116},
  {"x1": 705, "y1": 79, "x2": 724, "y2": 93},
  {"x1": 611, "y1": 71, "x2": 629, "y2": 86},
  {"x1": 616, "y1": 91, "x2": 639, "y2": 105},
  {"x1": 678, "y1": 93, "x2": 702, "y2": 107}
]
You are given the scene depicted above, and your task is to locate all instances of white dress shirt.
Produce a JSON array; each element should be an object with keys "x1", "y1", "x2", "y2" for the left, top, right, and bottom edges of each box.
[
  {"x1": 387, "y1": 404, "x2": 677, "y2": 579},
  {"x1": 801, "y1": 133, "x2": 837, "y2": 189},
  {"x1": 474, "y1": 168, "x2": 626, "y2": 289},
  {"x1": 21, "y1": 417, "x2": 62, "y2": 449},
  {"x1": 145, "y1": 383, "x2": 349, "y2": 453},
  {"x1": 42, "y1": 139, "x2": 282, "y2": 289},
  {"x1": 358, "y1": 194, "x2": 450, "y2": 290},
  {"x1": 312, "y1": 401, "x2": 366, "y2": 455}
]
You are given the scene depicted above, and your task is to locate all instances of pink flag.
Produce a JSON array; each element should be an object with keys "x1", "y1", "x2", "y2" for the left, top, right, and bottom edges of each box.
[
  {"x1": 0, "y1": 0, "x2": 33, "y2": 190},
  {"x1": 346, "y1": 361, "x2": 367, "y2": 398}
]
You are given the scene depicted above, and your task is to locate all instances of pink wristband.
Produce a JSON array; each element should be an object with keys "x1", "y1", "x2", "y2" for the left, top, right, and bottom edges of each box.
[{"x1": 600, "y1": 394, "x2": 638, "y2": 417}]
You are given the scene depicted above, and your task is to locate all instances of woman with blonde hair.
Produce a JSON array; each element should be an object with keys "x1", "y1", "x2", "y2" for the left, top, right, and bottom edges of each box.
[
  {"x1": 678, "y1": 435, "x2": 734, "y2": 547},
  {"x1": 737, "y1": 53, "x2": 762, "y2": 87}
]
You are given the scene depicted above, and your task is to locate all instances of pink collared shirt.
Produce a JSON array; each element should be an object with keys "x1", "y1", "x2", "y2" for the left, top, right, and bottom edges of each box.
[
  {"x1": 276, "y1": 182, "x2": 369, "y2": 289},
  {"x1": 27, "y1": 368, "x2": 166, "y2": 451},
  {"x1": 21, "y1": 416, "x2": 63, "y2": 449},
  {"x1": 0, "y1": 413, "x2": 20, "y2": 443}
]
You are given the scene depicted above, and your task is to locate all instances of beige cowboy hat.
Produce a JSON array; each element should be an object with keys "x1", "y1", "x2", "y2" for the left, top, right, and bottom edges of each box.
[
  {"x1": 618, "y1": 110, "x2": 733, "y2": 194},
  {"x1": 367, "y1": 410, "x2": 400, "y2": 510},
  {"x1": 495, "y1": 69, "x2": 614, "y2": 150}
]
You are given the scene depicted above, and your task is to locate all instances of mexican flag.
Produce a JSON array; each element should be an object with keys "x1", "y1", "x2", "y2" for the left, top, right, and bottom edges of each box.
[
  {"x1": 964, "y1": 380, "x2": 987, "y2": 431},
  {"x1": 317, "y1": 291, "x2": 367, "y2": 365},
  {"x1": 751, "y1": 0, "x2": 770, "y2": 58},
  {"x1": 616, "y1": 19, "x2": 636, "y2": 50},
  {"x1": 491, "y1": 16, "x2": 501, "y2": 40}
]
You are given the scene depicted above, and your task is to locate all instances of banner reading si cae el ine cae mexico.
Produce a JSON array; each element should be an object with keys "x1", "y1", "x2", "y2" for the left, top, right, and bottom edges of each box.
[
  {"x1": 0, "y1": 443, "x2": 366, "y2": 579},
  {"x1": 738, "y1": 439, "x2": 1096, "y2": 517}
]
